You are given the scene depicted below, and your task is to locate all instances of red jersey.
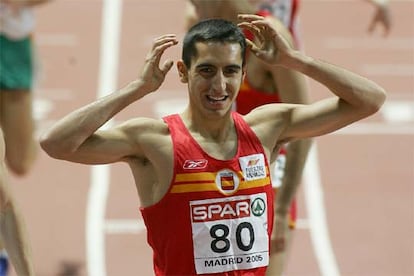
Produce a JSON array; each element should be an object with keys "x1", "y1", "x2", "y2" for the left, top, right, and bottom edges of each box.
[
  {"x1": 236, "y1": 77, "x2": 281, "y2": 116},
  {"x1": 140, "y1": 112, "x2": 274, "y2": 275}
]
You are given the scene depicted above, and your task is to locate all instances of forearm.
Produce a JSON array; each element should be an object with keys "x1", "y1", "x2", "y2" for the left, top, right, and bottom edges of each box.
[
  {"x1": 284, "y1": 51, "x2": 386, "y2": 112},
  {"x1": 275, "y1": 138, "x2": 312, "y2": 215},
  {"x1": 0, "y1": 204, "x2": 34, "y2": 276},
  {"x1": 40, "y1": 79, "x2": 149, "y2": 155}
]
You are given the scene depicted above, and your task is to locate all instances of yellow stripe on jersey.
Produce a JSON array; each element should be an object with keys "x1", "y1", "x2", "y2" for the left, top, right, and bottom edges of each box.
[
  {"x1": 175, "y1": 172, "x2": 216, "y2": 183},
  {"x1": 171, "y1": 183, "x2": 218, "y2": 193},
  {"x1": 171, "y1": 175, "x2": 271, "y2": 193}
]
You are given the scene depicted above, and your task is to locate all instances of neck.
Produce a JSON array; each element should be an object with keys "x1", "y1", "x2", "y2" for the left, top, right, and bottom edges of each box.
[{"x1": 181, "y1": 108, "x2": 234, "y2": 142}]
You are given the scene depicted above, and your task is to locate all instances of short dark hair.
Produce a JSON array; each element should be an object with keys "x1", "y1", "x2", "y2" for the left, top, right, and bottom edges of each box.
[{"x1": 182, "y1": 18, "x2": 247, "y2": 68}]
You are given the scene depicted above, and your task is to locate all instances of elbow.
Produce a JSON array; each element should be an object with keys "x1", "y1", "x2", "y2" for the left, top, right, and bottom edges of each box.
[
  {"x1": 368, "y1": 87, "x2": 387, "y2": 114},
  {"x1": 359, "y1": 87, "x2": 387, "y2": 116},
  {"x1": 39, "y1": 132, "x2": 72, "y2": 160}
]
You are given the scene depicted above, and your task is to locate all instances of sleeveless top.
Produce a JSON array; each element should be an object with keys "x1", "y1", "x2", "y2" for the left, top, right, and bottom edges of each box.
[
  {"x1": 0, "y1": 3, "x2": 34, "y2": 40},
  {"x1": 236, "y1": 78, "x2": 281, "y2": 115},
  {"x1": 140, "y1": 112, "x2": 274, "y2": 275}
]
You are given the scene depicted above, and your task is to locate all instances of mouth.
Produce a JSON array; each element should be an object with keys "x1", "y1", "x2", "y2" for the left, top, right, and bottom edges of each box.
[{"x1": 206, "y1": 95, "x2": 229, "y2": 103}]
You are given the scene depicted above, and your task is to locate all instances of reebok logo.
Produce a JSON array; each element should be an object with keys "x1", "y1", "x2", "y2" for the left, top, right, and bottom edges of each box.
[{"x1": 183, "y1": 159, "x2": 208, "y2": 169}]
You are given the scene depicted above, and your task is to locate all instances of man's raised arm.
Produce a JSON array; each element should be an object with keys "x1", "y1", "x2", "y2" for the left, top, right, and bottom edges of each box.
[{"x1": 40, "y1": 34, "x2": 178, "y2": 162}]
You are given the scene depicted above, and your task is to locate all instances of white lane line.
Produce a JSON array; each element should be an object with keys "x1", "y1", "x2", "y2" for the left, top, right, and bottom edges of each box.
[
  {"x1": 86, "y1": 1, "x2": 123, "y2": 276},
  {"x1": 381, "y1": 101, "x2": 414, "y2": 123},
  {"x1": 105, "y1": 219, "x2": 146, "y2": 234},
  {"x1": 303, "y1": 143, "x2": 340, "y2": 276},
  {"x1": 33, "y1": 98, "x2": 54, "y2": 121}
]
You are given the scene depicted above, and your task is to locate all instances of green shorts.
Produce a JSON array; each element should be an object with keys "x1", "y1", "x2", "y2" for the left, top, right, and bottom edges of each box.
[{"x1": 0, "y1": 34, "x2": 34, "y2": 91}]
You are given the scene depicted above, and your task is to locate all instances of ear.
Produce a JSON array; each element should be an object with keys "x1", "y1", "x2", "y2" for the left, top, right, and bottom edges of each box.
[{"x1": 177, "y1": 60, "x2": 189, "y2": 83}]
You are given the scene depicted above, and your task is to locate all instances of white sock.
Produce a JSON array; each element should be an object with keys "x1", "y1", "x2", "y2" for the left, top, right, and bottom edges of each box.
[{"x1": 0, "y1": 249, "x2": 8, "y2": 258}]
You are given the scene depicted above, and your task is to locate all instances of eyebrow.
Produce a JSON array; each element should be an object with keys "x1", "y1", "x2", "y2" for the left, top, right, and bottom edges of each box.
[{"x1": 195, "y1": 63, "x2": 242, "y2": 70}]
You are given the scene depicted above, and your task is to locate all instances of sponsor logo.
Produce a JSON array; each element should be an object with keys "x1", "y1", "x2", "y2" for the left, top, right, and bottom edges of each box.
[
  {"x1": 183, "y1": 159, "x2": 208, "y2": 169},
  {"x1": 247, "y1": 158, "x2": 260, "y2": 166},
  {"x1": 191, "y1": 199, "x2": 250, "y2": 222},
  {"x1": 251, "y1": 198, "x2": 266, "y2": 217}
]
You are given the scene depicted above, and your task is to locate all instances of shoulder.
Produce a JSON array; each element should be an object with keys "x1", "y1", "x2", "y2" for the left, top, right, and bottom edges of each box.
[
  {"x1": 113, "y1": 117, "x2": 173, "y2": 162},
  {"x1": 117, "y1": 117, "x2": 170, "y2": 139},
  {"x1": 244, "y1": 102, "x2": 297, "y2": 123},
  {"x1": 243, "y1": 103, "x2": 299, "y2": 144}
]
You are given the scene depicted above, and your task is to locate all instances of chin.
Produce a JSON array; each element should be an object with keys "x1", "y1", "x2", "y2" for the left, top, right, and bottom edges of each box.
[{"x1": 205, "y1": 108, "x2": 231, "y2": 118}]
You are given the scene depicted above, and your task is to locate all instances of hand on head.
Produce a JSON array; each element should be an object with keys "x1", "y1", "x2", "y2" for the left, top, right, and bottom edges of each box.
[
  {"x1": 139, "y1": 34, "x2": 179, "y2": 93},
  {"x1": 237, "y1": 14, "x2": 292, "y2": 67}
]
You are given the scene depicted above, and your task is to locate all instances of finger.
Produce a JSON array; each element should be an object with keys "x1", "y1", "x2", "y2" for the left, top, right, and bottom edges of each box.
[
  {"x1": 238, "y1": 14, "x2": 265, "y2": 22},
  {"x1": 238, "y1": 22, "x2": 265, "y2": 42},
  {"x1": 244, "y1": 38, "x2": 265, "y2": 59},
  {"x1": 246, "y1": 20, "x2": 279, "y2": 42},
  {"x1": 151, "y1": 38, "x2": 178, "y2": 65},
  {"x1": 151, "y1": 34, "x2": 178, "y2": 55},
  {"x1": 160, "y1": 59, "x2": 174, "y2": 75},
  {"x1": 238, "y1": 23, "x2": 264, "y2": 46}
]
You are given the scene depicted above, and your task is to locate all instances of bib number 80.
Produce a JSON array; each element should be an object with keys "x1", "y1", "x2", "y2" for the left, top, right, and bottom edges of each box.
[{"x1": 210, "y1": 222, "x2": 255, "y2": 253}]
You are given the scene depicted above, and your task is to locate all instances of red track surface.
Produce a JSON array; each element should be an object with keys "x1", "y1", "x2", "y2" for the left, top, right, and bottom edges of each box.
[{"x1": 7, "y1": 1, "x2": 413, "y2": 275}]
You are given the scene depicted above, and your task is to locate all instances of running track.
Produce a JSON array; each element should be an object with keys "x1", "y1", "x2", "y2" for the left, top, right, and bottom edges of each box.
[{"x1": 8, "y1": 0, "x2": 414, "y2": 275}]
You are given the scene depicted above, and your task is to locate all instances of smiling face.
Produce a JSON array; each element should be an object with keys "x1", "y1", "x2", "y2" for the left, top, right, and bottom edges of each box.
[{"x1": 178, "y1": 41, "x2": 245, "y2": 118}]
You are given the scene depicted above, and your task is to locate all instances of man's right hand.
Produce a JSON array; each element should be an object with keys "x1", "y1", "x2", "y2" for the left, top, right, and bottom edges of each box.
[{"x1": 138, "y1": 34, "x2": 178, "y2": 93}]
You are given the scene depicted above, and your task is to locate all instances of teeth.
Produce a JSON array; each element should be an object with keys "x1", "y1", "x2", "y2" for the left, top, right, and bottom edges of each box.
[{"x1": 207, "y1": 95, "x2": 227, "y2": 101}]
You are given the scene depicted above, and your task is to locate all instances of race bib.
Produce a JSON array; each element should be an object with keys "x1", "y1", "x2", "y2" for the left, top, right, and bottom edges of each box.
[{"x1": 190, "y1": 193, "x2": 269, "y2": 274}]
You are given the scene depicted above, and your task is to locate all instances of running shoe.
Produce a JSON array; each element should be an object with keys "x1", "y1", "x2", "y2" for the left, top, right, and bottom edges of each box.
[{"x1": 0, "y1": 255, "x2": 8, "y2": 276}]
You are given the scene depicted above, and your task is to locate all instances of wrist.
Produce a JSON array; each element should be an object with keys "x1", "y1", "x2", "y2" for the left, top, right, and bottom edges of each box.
[
  {"x1": 281, "y1": 50, "x2": 312, "y2": 72},
  {"x1": 123, "y1": 79, "x2": 151, "y2": 98}
]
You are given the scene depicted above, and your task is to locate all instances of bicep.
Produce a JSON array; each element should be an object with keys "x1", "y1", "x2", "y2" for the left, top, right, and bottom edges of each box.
[
  {"x1": 272, "y1": 66, "x2": 309, "y2": 104},
  {"x1": 63, "y1": 126, "x2": 140, "y2": 165},
  {"x1": 281, "y1": 97, "x2": 366, "y2": 141}
]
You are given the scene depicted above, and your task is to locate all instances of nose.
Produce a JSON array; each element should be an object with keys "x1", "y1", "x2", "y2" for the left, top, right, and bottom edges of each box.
[{"x1": 211, "y1": 71, "x2": 226, "y2": 93}]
